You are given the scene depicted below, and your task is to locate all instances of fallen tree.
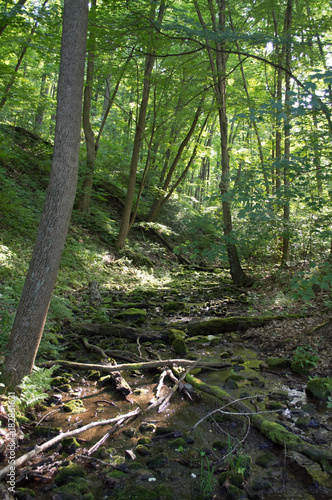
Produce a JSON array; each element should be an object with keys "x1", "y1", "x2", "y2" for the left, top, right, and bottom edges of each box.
[
  {"x1": 39, "y1": 358, "x2": 231, "y2": 372},
  {"x1": 186, "y1": 373, "x2": 332, "y2": 476}
]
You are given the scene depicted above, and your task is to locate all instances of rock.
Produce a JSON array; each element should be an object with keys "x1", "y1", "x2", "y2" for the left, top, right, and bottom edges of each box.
[
  {"x1": 255, "y1": 452, "x2": 278, "y2": 468},
  {"x1": 54, "y1": 463, "x2": 86, "y2": 486},
  {"x1": 224, "y1": 378, "x2": 239, "y2": 390},
  {"x1": 268, "y1": 390, "x2": 289, "y2": 402},
  {"x1": 266, "y1": 357, "x2": 292, "y2": 369},
  {"x1": 147, "y1": 452, "x2": 169, "y2": 468},
  {"x1": 63, "y1": 399, "x2": 85, "y2": 413},
  {"x1": 61, "y1": 437, "x2": 81, "y2": 453},
  {"x1": 139, "y1": 422, "x2": 156, "y2": 433},
  {"x1": 116, "y1": 308, "x2": 147, "y2": 324},
  {"x1": 136, "y1": 444, "x2": 151, "y2": 457},
  {"x1": 250, "y1": 477, "x2": 272, "y2": 491},
  {"x1": 305, "y1": 377, "x2": 332, "y2": 400}
]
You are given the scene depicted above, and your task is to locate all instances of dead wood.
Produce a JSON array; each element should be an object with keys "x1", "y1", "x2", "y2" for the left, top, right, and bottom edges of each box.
[
  {"x1": 108, "y1": 371, "x2": 132, "y2": 397},
  {"x1": 39, "y1": 359, "x2": 231, "y2": 372},
  {"x1": 70, "y1": 314, "x2": 304, "y2": 342},
  {"x1": 0, "y1": 408, "x2": 141, "y2": 482},
  {"x1": 186, "y1": 373, "x2": 332, "y2": 476}
]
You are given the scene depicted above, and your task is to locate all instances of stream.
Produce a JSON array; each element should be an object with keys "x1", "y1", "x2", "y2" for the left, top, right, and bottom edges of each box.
[{"x1": 2, "y1": 270, "x2": 332, "y2": 500}]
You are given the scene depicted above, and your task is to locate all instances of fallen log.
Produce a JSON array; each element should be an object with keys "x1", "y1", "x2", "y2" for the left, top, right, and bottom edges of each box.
[
  {"x1": 178, "y1": 314, "x2": 304, "y2": 337},
  {"x1": 0, "y1": 408, "x2": 141, "y2": 482},
  {"x1": 186, "y1": 373, "x2": 332, "y2": 476},
  {"x1": 39, "y1": 359, "x2": 232, "y2": 372}
]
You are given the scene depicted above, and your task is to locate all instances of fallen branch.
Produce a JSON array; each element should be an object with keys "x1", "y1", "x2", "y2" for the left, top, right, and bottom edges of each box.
[
  {"x1": 38, "y1": 359, "x2": 231, "y2": 372},
  {"x1": 0, "y1": 408, "x2": 141, "y2": 481},
  {"x1": 186, "y1": 373, "x2": 332, "y2": 476}
]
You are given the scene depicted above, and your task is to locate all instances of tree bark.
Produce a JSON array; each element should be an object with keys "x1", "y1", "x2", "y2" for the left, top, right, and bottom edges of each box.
[
  {"x1": 2, "y1": 0, "x2": 88, "y2": 390},
  {"x1": 77, "y1": 0, "x2": 97, "y2": 215}
]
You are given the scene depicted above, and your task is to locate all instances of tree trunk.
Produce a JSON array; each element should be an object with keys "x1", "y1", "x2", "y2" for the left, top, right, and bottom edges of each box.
[
  {"x1": 1, "y1": 0, "x2": 88, "y2": 390},
  {"x1": 77, "y1": 0, "x2": 96, "y2": 215},
  {"x1": 281, "y1": 0, "x2": 293, "y2": 265}
]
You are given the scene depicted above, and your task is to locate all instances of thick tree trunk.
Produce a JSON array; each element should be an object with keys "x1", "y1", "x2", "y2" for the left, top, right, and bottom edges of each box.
[{"x1": 2, "y1": 0, "x2": 88, "y2": 390}]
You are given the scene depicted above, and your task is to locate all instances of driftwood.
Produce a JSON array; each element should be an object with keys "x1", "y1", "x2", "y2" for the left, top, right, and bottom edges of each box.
[
  {"x1": 39, "y1": 359, "x2": 231, "y2": 372},
  {"x1": 0, "y1": 408, "x2": 141, "y2": 482},
  {"x1": 186, "y1": 373, "x2": 332, "y2": 476}
]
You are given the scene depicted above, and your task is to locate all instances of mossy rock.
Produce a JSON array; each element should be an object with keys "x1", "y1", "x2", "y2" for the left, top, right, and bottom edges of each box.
[
  {"x1": 136, "y1": 444, "x2": 151, "y2": 456},
  {"x1": 172, "y1": 337, "x2": 188, "y2": 355},
  {"x1": 305, "y1": 377, "x2": 332, "y2": 400},
  {"x1": 268, "y1": 390, "x2": 289, "y2": 401},
  {"x1": 255, "y1": 452, "x2": 278, "y2": 468},
  {"x1": 139, "y1": 422, "x2": 156, "y2": 433},
  {"x1": 137, "y1": 437, "x2": 152, "y2": 445},
  {"x1": 54, "y1": 463, "x2": 86, "y2": 486},
  {"x1": 226, "y1": 373, "x2": 245, "y2": 382},
  {"x1": 34, "y1": 426, "x2": 61, "y2": 437},
  {"x1": 107, "y1": 469, "x2": 127, "y2": 479},
  {"x1": 250, "y1": 477, "x2": 272, "y2": 491},
  {"x1": 56, "y1": 477, "x2": 89, "y2": 497},
  {"x1": 169, "y1": 437, "x2": 187, "y2": 448},
  {"x1": 213, "y1": 439, "x2": 229, "y2": 451},
  {"x1": 164, "y1": 301, "x2": 186, "y2": 313},
  {"x1": 116, "y1": 308, "x2": 147, "y2": 324},
  {"x1": 63, "y1": 399, "x2": 85, "y2": 413},
  {"x1": 168, "y1": 328, "x2": 186, "y2": 343},
  {"x1": 51, "y1": 376, "x2": 71, "y2": 387},
  {"x1": 266, "y1": 358, "x2": 291, "y2": 370},
  {"x1": 61, "y1": 437, "x2": 81, "y2": 453}
]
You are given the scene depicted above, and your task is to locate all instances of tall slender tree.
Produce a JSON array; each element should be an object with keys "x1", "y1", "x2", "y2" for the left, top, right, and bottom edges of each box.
[{"x1": 2, "y1": 0, "x2": 88, "y2": 390}]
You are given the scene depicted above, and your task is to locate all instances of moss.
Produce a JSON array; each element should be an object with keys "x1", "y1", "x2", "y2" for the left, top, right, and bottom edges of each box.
[
  {"x1": 15, "y1": 488, "x2": 36, "y2": 498},
  {"x1": 172, "y1": 337, "x2": 188, "y2": 355},
  {"x1": 137, "y1": 437, "x2": 152, "y2": 445},
  {"x1": 116, "y1": 308, "x2": 147, "y2": 324},
  {"x1": 168, "y1": 328, "x2": 186, "y2": 343},
  {"x1": 87, "y1": 370, "x2": 101, "y2": 380},
  {"x1": 305, "y1": 377, "x2": 332, "y2": 400},
  {"x1": 61, "y1": 437, "x2": 81, "y2": 453},
  {"x1": 291, "y1": 360, "x2": 311, "y2": 375},
  {"x1": 255, "y1": 452, "x2": 277, "y2": 468},
  {"x1": 260, "y1": 420, "x2": 303, "y2": 447},
  {"x1": 107, "y1": 469, "x2": 127, "y2": 479},
  {"x1": 33, "y1": 425, "x2": 62, "y2": 437},
  {"x1": 16, "y1": 413, "x2": 30, "y2": 424},
  {"x1": 54, "y1": 463, "x2": 86, "y2": 486},
  {"x1": 266, "y1": 358, "x2": 291, "y2": 370},
  {"x1": 164, "y1": 301, "x2": 186, "y2": 313},
  {"x1": 56, "y1": 477, "x2": 89, "y2": 495},
  {"x1": 63, "y1": 399, "x2": 85, "y2": 413},
  {"x1": 114, "y1": 485, "x2": 157, "y2": 500},
  {"x1": 169, "y1": 437, "x2": 187, "y2": 448},
  {"x1": 136, "y1": 444, "x2": 151, "y2": 456},
  {"x1": 147, "y1": 452, "x2": 169, "y2": 468},
  {"x1": 51, "y1": 376, "x2": 71, "y2": 387}
]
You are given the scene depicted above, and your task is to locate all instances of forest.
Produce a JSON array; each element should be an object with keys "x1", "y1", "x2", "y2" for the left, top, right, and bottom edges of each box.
[{"x1": 0, "y1": 0, "x2": 332, "y2": 499}]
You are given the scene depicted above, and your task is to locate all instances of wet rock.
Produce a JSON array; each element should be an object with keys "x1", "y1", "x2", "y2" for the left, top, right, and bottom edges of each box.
[
  {"x1": 224, "y1": 378, "x2": 239, "y2": 390},
  {"x1": 250, "y1": 379, "x2": 265, "y2": 388},
  {"x1": 232, "y1": 364, "x2": 245, "y2": 372},
  {"x1": 268, "y1": 390, "x2": 289, "y2": 402},
  {"x1": 266, "y1": 357, "x2": 291, "y2": 370}
]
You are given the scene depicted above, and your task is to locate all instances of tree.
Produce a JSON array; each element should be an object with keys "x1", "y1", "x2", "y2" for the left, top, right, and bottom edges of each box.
[{"x1": 2, "y1": 0, "x2": 88, "y2": 390}]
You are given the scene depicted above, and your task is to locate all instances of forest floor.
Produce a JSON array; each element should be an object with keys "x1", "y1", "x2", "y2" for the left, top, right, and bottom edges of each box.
[{"x1": 1, "y1": 267, "x2": 332, "y2": 500}]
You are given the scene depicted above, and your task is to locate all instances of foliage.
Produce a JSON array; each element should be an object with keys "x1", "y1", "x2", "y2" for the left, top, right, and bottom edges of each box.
[
  {"x1": 290, "y1": 262, "x2": 332, "y2": 303},
  {"x1": 199, "y1": 451, "x2": 216, "y2": 499},
  {"x1": 18, "y1": 365, "x2": 58, "y2": 409},
  {"x1": 293, "y1": 346, "x2": 320, "y2": 370}
]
